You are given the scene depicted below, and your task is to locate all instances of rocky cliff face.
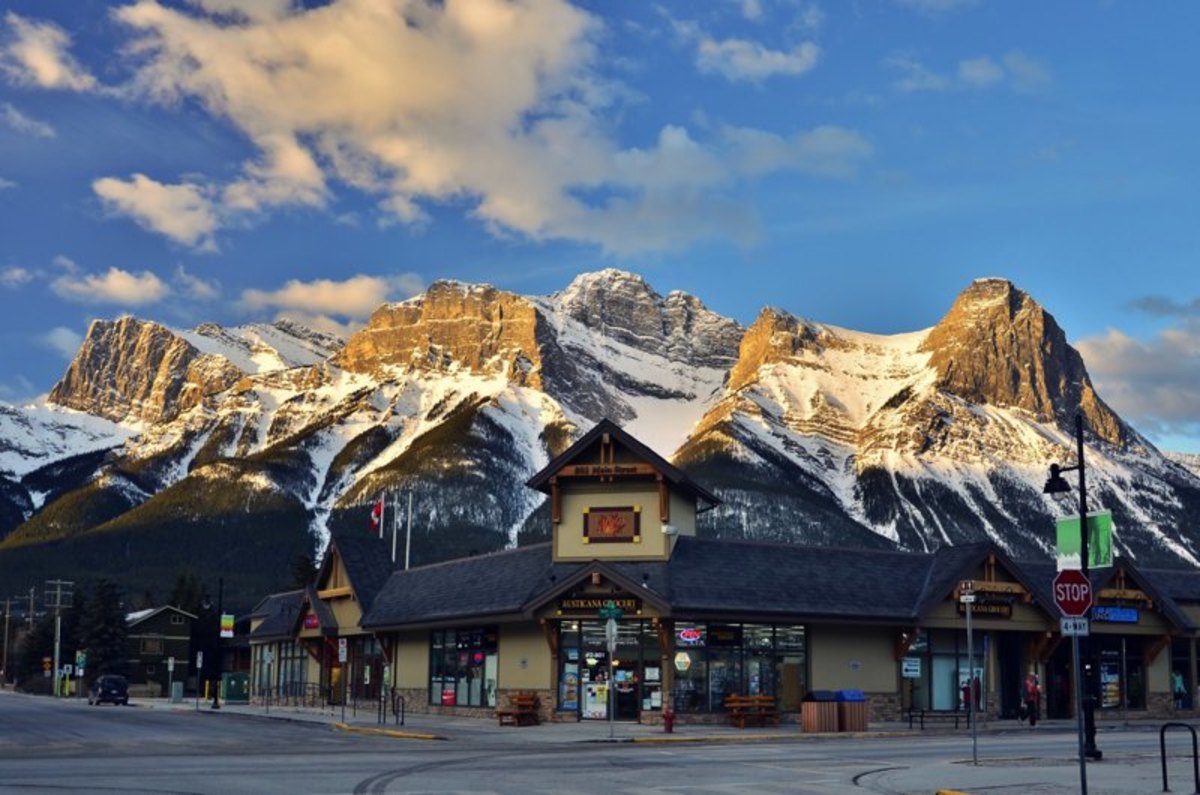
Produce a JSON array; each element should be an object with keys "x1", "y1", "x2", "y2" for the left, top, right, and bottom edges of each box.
[
  {"x1": 920, "y1": 278, "x2": 1128, "y2": 447},
  {"x1": 48, "y1": 317, "x2": 243, "y2": 424}
]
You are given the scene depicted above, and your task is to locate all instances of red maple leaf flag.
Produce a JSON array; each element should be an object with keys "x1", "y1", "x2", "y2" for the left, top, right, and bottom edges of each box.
[{"x1": 369, "y1": 496, "x2": 384, "y2": 537}]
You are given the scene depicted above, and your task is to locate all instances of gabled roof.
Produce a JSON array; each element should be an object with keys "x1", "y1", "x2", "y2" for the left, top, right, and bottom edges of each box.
[
  {"x1": 249, "y1": 590, "x2": 305, "y2": 642},
  {"x1": 126, "y1": 605, "x2": 198, "y2": 627},
  {"x1": 321, "y1": 528, "x2": 398, "y2": 613},
  {"x1": 303, "y1": 585, "x2": 338, "y2": 636},
  {"x1": 914, "y1": 543, "x2": 1058, "y2": 619},
  {"x1": 525, "y1": 418, "x2": 720, "y2": 509},
  {"x1": 521, "y1": 558, "x2": 673, "y2": 616}
]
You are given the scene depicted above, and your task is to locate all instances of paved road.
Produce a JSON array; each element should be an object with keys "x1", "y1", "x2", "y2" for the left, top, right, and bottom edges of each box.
[{"x1": 1, "y1": 692, "x2": 1195, "y2": 793}]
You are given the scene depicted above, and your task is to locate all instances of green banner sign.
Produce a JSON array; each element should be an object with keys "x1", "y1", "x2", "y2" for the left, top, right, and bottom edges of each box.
[{"x1": 1056, "y1": 510, "x2": 1114, "y2": 570}]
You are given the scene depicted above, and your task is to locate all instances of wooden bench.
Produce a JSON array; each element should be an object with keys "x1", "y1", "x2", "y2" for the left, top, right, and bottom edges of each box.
[
  {"x1": 908, "y1": 708, "x2": 971, "y2": 729},
  {"x1": 496, "y1": 692, "x2": 540, "y2": 726},
  {"x1": 724, "y1": 694, "x2": 780, "y2": 728}
]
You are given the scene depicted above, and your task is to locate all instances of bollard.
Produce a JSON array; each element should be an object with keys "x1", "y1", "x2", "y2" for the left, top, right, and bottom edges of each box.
[{"x1": 662, "y1": 705, "x2": 675, "y2": 734}]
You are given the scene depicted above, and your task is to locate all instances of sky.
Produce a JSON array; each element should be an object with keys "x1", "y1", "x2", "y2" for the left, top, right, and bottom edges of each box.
[{"x1": 0, "y1": 0, "x2": 1198, "y2": 452}]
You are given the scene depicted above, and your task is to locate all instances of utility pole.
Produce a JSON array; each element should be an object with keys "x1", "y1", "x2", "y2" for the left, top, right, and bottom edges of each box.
[
  {"x1": 45, "y1": 580, "x2": 74, "y2": 698},
  {"x1": 27, "y1": 587, "x2": 35, "y2": 631}
]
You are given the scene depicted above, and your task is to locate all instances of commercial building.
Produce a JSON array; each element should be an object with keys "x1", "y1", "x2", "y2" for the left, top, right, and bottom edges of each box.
[{"x1": 249, "y1": 420, "x2": 1200, "y2": 725}]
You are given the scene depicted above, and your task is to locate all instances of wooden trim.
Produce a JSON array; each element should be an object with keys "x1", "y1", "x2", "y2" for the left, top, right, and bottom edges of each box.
[
  {"x1": 1144, "y1": 635, "x2": 1172, "y2": 668},
  {"x1": 658, "y1": 475, "x2": 669, "y2": 523},
  {"x1": 557, "y1": 463, "x2": 658, "y2": 478},
  {"x1": 1097, "y1": 588, "x2": 1152, "y2": 605},
  {"x1": 539, "y1": 619, "x2": 559, "y2": 657},
  {"x1": 317, "y1": 586, "x2": 353, "y2": 600},
  {"x1": 550, "y1": 477, "x2": 560, "y2": 525}
]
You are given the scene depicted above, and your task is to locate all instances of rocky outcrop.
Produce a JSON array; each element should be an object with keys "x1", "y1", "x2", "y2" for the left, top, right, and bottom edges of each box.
[
  {"x1": 48, "y1": 317, "x2": 243, "y2": 424},
  {"x1": 919, "y1": 278, "x2": 1128, "y2": 446},
  {"x1": 336, "y1": 282, "x2": 544, "y2": 386},
  {"x1": 552, "y1": 269, "x2": 743, "y2": 368}
]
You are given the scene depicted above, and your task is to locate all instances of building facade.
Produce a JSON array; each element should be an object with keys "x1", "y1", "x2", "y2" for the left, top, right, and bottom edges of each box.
[{"x1": 249, "y1": 419, "x2": 1200, "y2": 726}]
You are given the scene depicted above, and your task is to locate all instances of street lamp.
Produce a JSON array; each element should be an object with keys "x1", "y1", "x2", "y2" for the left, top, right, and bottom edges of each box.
[
  {"x1": 202, "y1": 578, "x2": 224, "y2": 710},
  {"x1": 1044, "y1": 413, "x2": 1102, "y2": 761}
]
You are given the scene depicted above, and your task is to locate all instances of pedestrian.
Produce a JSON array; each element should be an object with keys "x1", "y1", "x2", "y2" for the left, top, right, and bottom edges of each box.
[
  {"x1": 1173, "y1": 670, "x2": 1187, "y2": 710},
  {"x1": 1024, "y1": 673, "x2": 1040, "y2": 728}
]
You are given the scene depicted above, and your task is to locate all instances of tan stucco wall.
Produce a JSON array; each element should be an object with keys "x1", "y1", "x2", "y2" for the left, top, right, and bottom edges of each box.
[
  {"x1": 394, "y1": 630, "x2": 429, "y2": 689},
  {"x1": 329, "y1": 598, "x2": 364, "y2": 633},
  {"x1": 498, "y1": 623, "x2": 553, "y2": 690},
  {"x1": 668, "y1": 491, "x2": 696, "y2": 536},
  {"x1": 809, "y1": 625, "x2": 897, "y2": 693},
  {"x1": 1149, "y1": 645, "x2": 1171, "y2": 692},
  {"x1": 556, "y1": 485, "x2": 669, "y2": 561},
  {"x1": 921, "y1": 600, "x2": 1053, "y2": 632}
]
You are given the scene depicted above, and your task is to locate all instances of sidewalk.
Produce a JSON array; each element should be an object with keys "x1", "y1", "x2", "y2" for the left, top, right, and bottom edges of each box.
[{"x1": 129, "y1": 698, "x2": 1200, "y2": 793}]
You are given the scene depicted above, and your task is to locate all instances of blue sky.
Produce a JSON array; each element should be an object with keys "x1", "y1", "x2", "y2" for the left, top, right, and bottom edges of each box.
[{"x1": 1, "y1": 0, "x2": 1198, "y2": 451}]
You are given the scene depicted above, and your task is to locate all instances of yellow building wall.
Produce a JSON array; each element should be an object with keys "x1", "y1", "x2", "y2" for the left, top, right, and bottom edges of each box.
[
  {"x1": 329, "y1": 598, "x2": 364, "y2": 633},
  {"x1": 556, "y1": 486, "x2": 669, "y2": 562},
  {"x1": 1149, "y1": 645, "x2": 1171, "y2": 693},
  {"x1": 809, "y1": 625, "x2": 897, "y2": 693},
  {"x1": 498, "y1": 623, "x2": 553, "y2": 690},
  {"x1": 668, "y1": 491, "x2": 697, "y2": 536},
  {"x1": 394, "y1": 630, "x2": 429, "y2": 689}
]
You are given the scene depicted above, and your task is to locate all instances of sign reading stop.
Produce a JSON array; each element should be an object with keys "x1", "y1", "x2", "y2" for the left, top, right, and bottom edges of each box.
[{"x1": 1053, "y1": 569, "x2": 1093, "y2": 617}]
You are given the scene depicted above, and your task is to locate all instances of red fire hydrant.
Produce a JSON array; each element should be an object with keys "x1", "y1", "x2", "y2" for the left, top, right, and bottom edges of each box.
[{"x1": 662, "y1": 705, "x2": 675, "y2": 733}]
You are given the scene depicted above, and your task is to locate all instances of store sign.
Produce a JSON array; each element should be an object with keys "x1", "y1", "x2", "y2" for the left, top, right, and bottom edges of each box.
[
  {"x1": 956, "y1": 595, "x2": 1013, "y2": 618},
  {"x1": 1092, "y1": 605, "x2": 1139, "y2": 623},
  {"x1": 677, "y1": 627, "x2": 704, "y2": 646},
  {"x1": 673, "y1": 651, "x2": 692, "y2": 672},
  {"x1": 303, "y1": 613, "x2": 320, "y2": 629},
  {"x1": 557, "y1": 596, "x2": 641, "y2": 615}
]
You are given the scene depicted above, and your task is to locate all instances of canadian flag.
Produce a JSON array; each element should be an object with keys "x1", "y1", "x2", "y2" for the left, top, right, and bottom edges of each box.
[{"x1": 369, "y1": 496, "x2": 385, "y2": 537}]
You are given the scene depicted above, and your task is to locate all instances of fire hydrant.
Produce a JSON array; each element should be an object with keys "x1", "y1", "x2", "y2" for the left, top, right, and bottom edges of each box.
[{"x1": 662, "y1": 705, "x2": 675, "y2": 733}]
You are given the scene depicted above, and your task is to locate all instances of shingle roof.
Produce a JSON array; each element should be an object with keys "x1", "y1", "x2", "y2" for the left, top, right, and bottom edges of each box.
[
  {"x1": 525, "y1": 419, "x2": 720, "y2": 509},
  {"x1": 249, "y1": 590, "x2": 305, "y2": 641},
  {"x1": 327, "y1": 529, "x2": 398, "y2": 613}
]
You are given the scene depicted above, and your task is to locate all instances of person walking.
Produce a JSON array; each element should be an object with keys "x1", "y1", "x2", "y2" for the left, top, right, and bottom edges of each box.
[{"x1": 1024, "y1": 673, "x2": 1040, "y2": 728}]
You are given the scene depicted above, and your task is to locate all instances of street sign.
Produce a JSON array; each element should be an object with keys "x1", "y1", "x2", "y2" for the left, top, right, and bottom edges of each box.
[
  {"x1": 1054, "y1": 569, "x2": 1093, "y2": 617},
  {"x1": 597, "y1": 599, "x2": 624, "y2": 621},
  {"x1": 1061, "y1": 617, "x2": 1090, "y2": 636},
  {"x1": 196, "y1": 651, "x2": 203, "y2": 670},
  {"x1": 337, "y1": 637, "x2": 348, "y2": 663},
  {"x1": 167, "y1": 656, "x2": 175, "y2": 673},
  {"x1": 959, "y1": 594, "x2": 976, "y2": 604},
  {"x1": 61, "y1": 664, "x2": 73, "y2": 676}
]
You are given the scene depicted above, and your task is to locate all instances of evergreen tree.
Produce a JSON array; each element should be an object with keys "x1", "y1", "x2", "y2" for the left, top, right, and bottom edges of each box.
[
  {"x1": 17, "y1": 613, "x2": 54, "y2": 686},
  {"x1": 168, "y1": 571, "x2": 204, "y2": 615},
  {"x1": 289, "y1": 552, "x2": 317, "y2": 589},
  {"x1": 78, "y1": 579, "x2": 128, "y2": 679}
]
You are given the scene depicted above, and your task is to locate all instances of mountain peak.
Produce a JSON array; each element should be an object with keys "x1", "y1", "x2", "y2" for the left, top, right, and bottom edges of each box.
[{"x1": 921, "y1": 279, "x2": 1127, "y2": 445}]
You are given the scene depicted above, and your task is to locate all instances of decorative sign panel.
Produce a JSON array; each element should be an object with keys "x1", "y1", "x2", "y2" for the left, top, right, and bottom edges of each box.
[{"x1": 583, "y1": 506, "x2": 641, "y2": 543}]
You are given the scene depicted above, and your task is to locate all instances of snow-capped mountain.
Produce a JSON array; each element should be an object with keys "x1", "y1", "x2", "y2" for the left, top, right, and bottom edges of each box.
[{"x1": 2, "y1": 271, "x2": 1198, "y2": 607}]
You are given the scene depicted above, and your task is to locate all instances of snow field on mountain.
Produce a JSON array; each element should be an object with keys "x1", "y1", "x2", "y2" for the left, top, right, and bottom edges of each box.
[{"x1": 0, "y1": 401, "x2": 134, "y2": 477}]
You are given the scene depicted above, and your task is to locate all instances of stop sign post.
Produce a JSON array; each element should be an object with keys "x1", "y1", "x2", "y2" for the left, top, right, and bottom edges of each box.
[{"x1": 1054, "y1": 569, "x2": 1093, "y2": 617}]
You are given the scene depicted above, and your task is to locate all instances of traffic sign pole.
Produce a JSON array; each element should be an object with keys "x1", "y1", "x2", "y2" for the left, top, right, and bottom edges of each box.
[
  {"x1": 959, "y1": 581, "x2": 977, "y2": 766},
  {"x1": 1054, "y1": 568, "x2": 1093, "y2": 795}
]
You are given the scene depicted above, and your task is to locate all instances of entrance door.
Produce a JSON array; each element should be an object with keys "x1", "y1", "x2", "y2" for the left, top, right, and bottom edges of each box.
[
  {"x1": 1046, "y1": 643, "x2": 1072, "y2": 719},
  {"x1": 997, "y1": 634, "x2": 1024, "y2": 719}
]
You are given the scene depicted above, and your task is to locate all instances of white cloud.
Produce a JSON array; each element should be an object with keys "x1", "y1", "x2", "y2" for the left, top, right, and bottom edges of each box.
[
  {"x1": 739, "y1": 0, "x2": 764, "y2": 21},
  {"x1": 174, "y1": 264, "x2": 220, "y2": 300},
  {"x1": 41, "y1": 326, "x2": 83, "y2": 359},
  {"x1": 241, "y1": 273, "x2": 425, "y2": 319},
  {"x1": 696, "y1": 37, "x2": 820, "y2": 83},
  {"x1": 895, "y1": 0, "x2": 977, "y2": 14},
  {"x1": 64, "y1": 0, "x2": 865, "y2": 255},
  {"x1": 889, "y1": 51, "x2": 1051, "y2": 93},
  {"x1": 51, "y1": 266, "x2": 171, "y2": 305},
  {"x1": 957, "y1": 56, "x2": 1003, "y2": 87},
  {"x1": 0, "y1": 12, "x2": 97, "y2": 91},
  {"x1": 1078, "y1": 323, "x2": 1200, "y2": 444},
  {"x1": 0, "y1": 176, "x2": 15, "y2": 190},
  {"x1": 52, "y1": 255, "x2": 79, "y2": 273},
  {"x1": 93, "y1": 173, "x2": 219, "y2": 250},
  {"x1": 1, "y1": 102, "x2": 55, "y2": 138},
  {"x1": 0, "y1": 266, "x2": 33, "y2": 287},
  {"x1": 724, "y1": 124, "x2": 873, "y2": 179}
]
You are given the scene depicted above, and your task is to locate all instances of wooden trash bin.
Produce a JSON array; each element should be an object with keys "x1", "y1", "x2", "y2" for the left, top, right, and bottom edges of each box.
[
  {"x1": 801, "y1": 700, "x2": 838, "y2": 732},
  {"x1": 837, "y1": 701, "x2": 869, "y2": 732}
]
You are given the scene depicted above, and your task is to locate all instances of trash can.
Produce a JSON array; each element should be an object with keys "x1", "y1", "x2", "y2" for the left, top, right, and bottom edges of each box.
[
  {"x1": 170, "y1": 681, "x2": 184, "y2": 703},
  {"x1": 222, "y1": 672, "x2": 249, "y2": 704},
  {"x1": 836, "y1": 689, "x2": 868, "y2": 732},
  {"x1": 802, "y1": 690, "x2": 838, "y2": 733}
]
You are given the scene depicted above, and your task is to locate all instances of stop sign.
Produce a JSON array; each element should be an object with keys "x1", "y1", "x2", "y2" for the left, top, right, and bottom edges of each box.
[{"x1": 1053, "y1": 569, "x2": 1093, "y2": 617}]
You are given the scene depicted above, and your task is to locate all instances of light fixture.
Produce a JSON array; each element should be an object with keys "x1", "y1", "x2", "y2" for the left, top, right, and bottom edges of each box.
[{"x1": 1043, "y1": 463, "x2": 1071, "y2": 495}]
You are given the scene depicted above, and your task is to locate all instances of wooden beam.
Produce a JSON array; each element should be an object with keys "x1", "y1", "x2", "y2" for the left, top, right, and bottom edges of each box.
[
  {"x1": 539, "y1": 618, "x2": 559, "y2": 656},
  {"x1": 658, "y1": 475, "x2": 669, "y2": 523},
  {"x1": 551, "y1": 477, "x2": 561, "y2": 525},
  {"x1": 1144, "y1": 634, "x2": 1172, "y2": 668},
  {"x1": 317, "y1": 586, "x2": 353, "y2": 600},
  {"x1": 1097, "y1": 588, "x2": 1152, "y2": 605}
]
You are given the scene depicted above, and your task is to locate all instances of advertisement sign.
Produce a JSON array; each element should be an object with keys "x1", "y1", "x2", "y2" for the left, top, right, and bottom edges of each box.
[
  {"x1": 902, "y1": 657, "x2": 921, "y2": 678},
  {"x1": 303, "y1": 613, "x2": 320, "y2": 629},
  {"x1": 1092, "y1": 606, "x2": 1139, "y2": 623},
  {"x1": 220, "y1": 613, "x2": 235, "y2": 639},
  {"x1": 337, "y1": 637, "x2": 347, "y2": 663},
  {"x1": 1056, "y1": 511, "x2": 1114, "y2": 570}
]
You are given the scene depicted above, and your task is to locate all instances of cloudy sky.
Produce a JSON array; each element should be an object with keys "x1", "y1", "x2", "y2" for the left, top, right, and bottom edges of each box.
[{"x1": 1, "y1": 0, "x2": 1198, "y2": 451}]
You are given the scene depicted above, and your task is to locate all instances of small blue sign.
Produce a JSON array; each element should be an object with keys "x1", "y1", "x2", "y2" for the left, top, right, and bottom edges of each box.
[{"x1": 1092, "y1": 606, "x2": 1139, "y2": 623}]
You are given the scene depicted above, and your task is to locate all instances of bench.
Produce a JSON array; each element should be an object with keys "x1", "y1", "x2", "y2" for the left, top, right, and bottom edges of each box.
[
  {"x1": 908, "y1": 708, "x2": 971, "y2": 729},
  {"x1": 724, "y1": 694, "x2": 780, "y2": 728},
  {"x1": 497, "y1": 692, "x2": 540, "y2": 726}
]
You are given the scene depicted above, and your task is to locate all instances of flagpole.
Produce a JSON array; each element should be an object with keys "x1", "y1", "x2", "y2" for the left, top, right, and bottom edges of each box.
[
  {"x1": 405, "y1": 491, "x2": 413, "y2": 571},
  {"x1": 390, "y1": 491, "x2": 398, "y2": 564},
  {"x1": 379, "y1": 493, "x2": 385, "y2": 541}
]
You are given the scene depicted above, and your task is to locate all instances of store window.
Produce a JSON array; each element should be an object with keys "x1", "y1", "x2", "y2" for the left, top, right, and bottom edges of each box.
[
  {"x1": 429, "y1": 627, "x2": 498, "y2": 708},
  {"x1": 667, "y1": 622, "x2": 806, "y2": 713},
  {"x1": 902, "y1": 629, "x2": 985, "y2": 712},
  {"x1": 1171, "y1": 639, "x2": 1193, "y2": 710},
  {"x1": 278, "y1": 641, "x2": 307, "y2": 698},
  {"x1": 1095, "y1": 636, "x2": 1144, "y2": 710}
]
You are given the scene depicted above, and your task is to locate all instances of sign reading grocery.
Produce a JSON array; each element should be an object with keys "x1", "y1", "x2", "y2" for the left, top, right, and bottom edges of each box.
[{"x1": 557, "y1": 596, "x2": 641, "y2": 615}]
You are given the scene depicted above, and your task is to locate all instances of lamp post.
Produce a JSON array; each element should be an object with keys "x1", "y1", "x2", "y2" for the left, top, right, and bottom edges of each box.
[
  {"x1": 1044, "y1": 413, "x2": 1102, "y2": 761},
  {"x1": 206, "y1": 578, "x2": 223, "y2": 711}
]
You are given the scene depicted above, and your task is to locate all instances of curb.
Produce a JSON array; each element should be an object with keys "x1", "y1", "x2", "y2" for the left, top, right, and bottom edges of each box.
[{"x1": 333, "y1": 722, "x2": 446, "y2": 741}]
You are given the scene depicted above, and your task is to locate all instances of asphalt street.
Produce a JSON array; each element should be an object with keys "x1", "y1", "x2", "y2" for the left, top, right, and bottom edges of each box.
[{"x1": 1, "y1": 691, "x2": 1196, "y2": 794}]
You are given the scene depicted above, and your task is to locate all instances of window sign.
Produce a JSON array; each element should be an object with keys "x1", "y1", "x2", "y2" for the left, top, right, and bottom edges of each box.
[
  {"x1": 902, "y1": 657, "x2": 921, "y2": 678},
  {"x1": 676, "y1": 623, "x2": 705, "y2": 646},
  {"x1": 674, "y1": 651, "x2": 692, "y2": 672}
]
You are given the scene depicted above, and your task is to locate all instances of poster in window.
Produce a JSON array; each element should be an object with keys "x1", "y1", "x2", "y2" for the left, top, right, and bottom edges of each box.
[{"x1": 583, "y1": 507, "x2": 640, "y2": 543}]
